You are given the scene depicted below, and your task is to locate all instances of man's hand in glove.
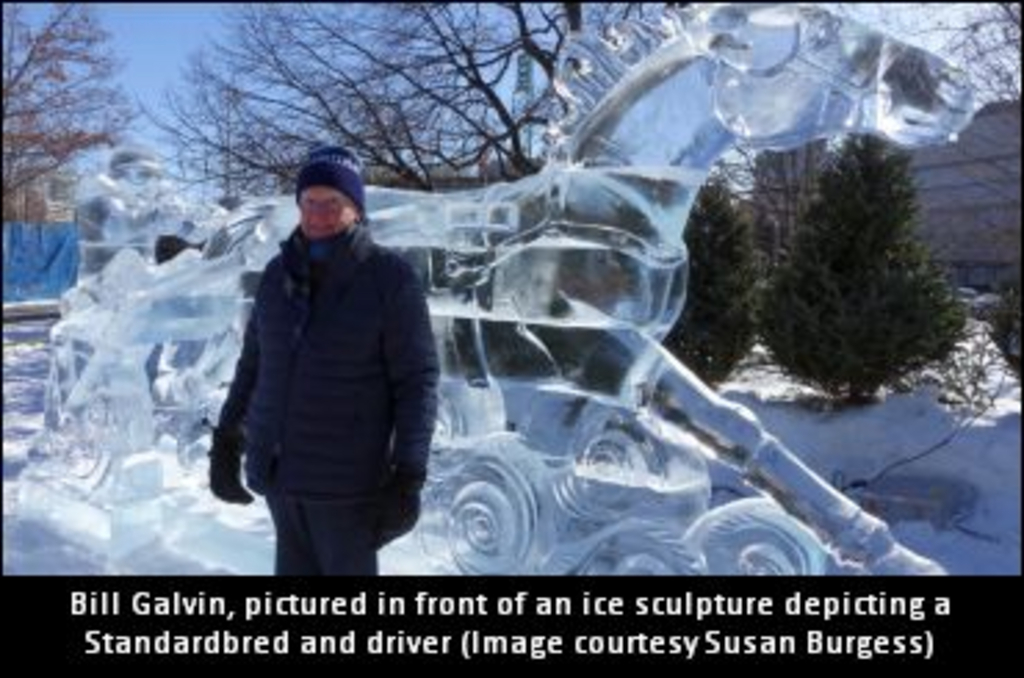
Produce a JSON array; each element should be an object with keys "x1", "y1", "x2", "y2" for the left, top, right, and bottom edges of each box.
[
  {"x1": 375, "y1": 468, "x2": 425, "y2": 548},
  {"x1": 208, "y1": 426, "x2": 254, "y2": 505}
]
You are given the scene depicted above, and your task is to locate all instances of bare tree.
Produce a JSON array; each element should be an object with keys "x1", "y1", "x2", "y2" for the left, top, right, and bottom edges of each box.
[
  {"x1": 154, "y1": 4, "x2": 569, "y2": 197},
  {"x1": 153, "y1": 3, "x2": 662, "y2": 199},
  {"x1": 2, "y1": 3, "x2": 132, "y2": 220},
  {"x1": 946, "y1": 2, "x2": 1020, "y2": 103},
  {"x1": 749, "y1": 142, "x2": 829, "y2": 267}
]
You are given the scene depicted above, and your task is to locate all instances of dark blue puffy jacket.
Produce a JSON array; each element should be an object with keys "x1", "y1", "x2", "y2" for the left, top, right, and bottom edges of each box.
[{"x1": 218, "y1": 225, "x2": 439, "y2": 498}]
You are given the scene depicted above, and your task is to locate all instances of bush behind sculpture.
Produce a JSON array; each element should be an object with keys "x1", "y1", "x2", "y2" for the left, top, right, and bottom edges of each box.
[{"x1": 760, "y1": 136, "x2": 966, "y2": 404}]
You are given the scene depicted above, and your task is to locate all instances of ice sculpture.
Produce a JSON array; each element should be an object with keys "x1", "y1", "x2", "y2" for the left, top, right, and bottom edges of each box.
[
  {"x1": 23, "y1": 4, "x2": 975, "y2": 574},
  {"x1": 75, "y1": 144, "x2": 216, "y2": 278}
]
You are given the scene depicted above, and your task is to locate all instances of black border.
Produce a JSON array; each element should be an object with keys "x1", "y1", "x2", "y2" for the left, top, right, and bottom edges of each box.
[{"x1": 3, "y1": 573, "x2": 1012, "y2": 667}]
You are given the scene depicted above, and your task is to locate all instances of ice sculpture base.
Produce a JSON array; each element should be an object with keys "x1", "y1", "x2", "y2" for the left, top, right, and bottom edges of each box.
[
  {"x1": 160, "y1": 511, "x2": 274, "y2": 575},
  {"x1": 15, "y1": 466, "x2": 277, "y2": 574},
  {"x1": 17, "y1": 478, "x2": 163, "y2": 563}
]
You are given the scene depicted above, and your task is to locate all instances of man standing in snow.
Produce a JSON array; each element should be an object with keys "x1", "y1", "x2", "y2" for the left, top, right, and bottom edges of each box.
[{"x1": 206, "y1": 145, "x2": 439, "y2": 575}]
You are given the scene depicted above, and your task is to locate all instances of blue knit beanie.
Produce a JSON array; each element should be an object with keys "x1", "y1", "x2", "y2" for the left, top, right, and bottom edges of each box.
[{"x1": 295, "y1": 145, "x2": 365, "y2": 216}]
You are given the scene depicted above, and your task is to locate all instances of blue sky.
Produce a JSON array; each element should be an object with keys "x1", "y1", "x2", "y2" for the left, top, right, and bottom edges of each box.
[
  {"x1": 93, "y1": 4, "x2": 231, "y2": 144},
  {"x1": 18, "y1": 3, "x2": 231, "y2": 160}
]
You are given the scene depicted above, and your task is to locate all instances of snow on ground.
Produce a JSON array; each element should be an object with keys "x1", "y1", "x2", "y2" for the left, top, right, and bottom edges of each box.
[
  {"x1": 2, "y1": 317, "x2": 1019, "y2": 574},
  {"x1": 3, "y1": 319, "x2": 50, "y2": 514},
  {"x1": 717, "y1": 351, "x2": 1020, "y2": 575}
]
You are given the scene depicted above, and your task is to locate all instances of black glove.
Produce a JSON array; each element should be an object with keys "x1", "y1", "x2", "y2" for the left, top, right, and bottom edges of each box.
[
  {"x1": 375, "y1": 469, "x2": 426, "y2": 548},
  {"x1": 208, "y1": 426, "x2": 254, "y2": 505}
]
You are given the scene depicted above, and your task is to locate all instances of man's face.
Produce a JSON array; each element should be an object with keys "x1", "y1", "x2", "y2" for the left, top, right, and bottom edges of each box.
[{"x1": 298, "y1": 186, "x2": 360, "y2": 240}]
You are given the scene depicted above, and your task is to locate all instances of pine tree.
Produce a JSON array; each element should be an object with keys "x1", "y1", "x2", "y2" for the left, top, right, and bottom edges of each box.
[
  {"x1": 665, "y1": 176, "x2": 758, "y2": 386},
  {"x1": 760, "y1": 136, "x2": 966, "y2": 404}
]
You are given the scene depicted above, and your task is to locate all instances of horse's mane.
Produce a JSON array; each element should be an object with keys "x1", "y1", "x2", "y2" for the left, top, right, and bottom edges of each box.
[{"x1": 547, "y1": 6, "x2": 696, "y2": 163}]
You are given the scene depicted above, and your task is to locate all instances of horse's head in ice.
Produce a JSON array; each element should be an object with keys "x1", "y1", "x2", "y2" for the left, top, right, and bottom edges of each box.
[
  {"x1": 706, "y1": 4, "x2": 975, "y2": 148},
  {"x1": 551, "y1": 4, "x2": 974, "y2": 170}
]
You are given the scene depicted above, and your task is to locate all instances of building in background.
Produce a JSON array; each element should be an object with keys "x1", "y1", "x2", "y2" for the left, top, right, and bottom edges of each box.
[
  {"x1": 3, "y1": 168, "x2": 77, "y2": 223},
  {"x1": 911, "y1": 100, "x2": 1021, "y2": 291}
]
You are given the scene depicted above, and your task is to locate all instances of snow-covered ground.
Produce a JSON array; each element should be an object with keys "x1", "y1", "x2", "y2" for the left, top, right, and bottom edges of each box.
[
  {"x1": 3, "y1": 317, "x2": 1019, "y2": 575},
  {"x1": 716, "y1": 346, "x2": 1020, "y2": 575}
]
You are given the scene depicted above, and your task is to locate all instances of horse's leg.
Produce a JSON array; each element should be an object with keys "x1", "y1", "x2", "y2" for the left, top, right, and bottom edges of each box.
[{"x1": 639, "y1": 340, "x2": 944, "y2": 574}]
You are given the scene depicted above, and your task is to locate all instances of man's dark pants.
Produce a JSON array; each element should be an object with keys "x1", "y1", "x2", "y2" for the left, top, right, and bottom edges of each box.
[{"x1": 265, "y1": 492, "x2": 378, "y2": 575}]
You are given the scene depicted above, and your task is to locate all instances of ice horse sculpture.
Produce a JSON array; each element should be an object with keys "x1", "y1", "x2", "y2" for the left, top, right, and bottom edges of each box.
[{"x1": 25, "y1": 4, "x2": 974, "y2": 574}]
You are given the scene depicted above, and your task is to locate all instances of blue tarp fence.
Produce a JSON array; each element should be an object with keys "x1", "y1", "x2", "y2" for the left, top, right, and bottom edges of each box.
[{"x1": 3, "y1": 222, "x2": 79, "y2": 303}]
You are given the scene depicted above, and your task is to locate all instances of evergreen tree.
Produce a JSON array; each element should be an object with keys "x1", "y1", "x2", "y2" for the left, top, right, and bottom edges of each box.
[
  {"x1": 760, "y1": 136, "x2": 966, "y2": 404},
  {"x1": 665, "y1": 176, "x2": 758, "y2": 386}
]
